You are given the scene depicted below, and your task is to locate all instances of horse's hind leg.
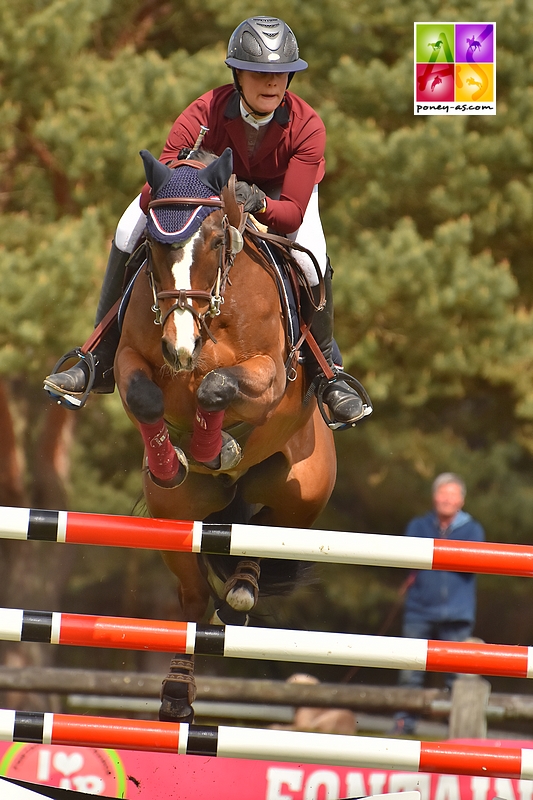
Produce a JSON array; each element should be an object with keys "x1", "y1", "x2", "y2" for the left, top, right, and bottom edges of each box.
[
  {"x1": 202, "y1": 494, "x2": 262, "y2": 625},
  {"x1": 159, "y1": 654, "x2": 196, "y2": 723},
  {"x1": 158, "y1": 551, "x2": 211, "y2": 723},
  {"x1": 210, "y1": 558, "x2": 261, "y2": 624}
]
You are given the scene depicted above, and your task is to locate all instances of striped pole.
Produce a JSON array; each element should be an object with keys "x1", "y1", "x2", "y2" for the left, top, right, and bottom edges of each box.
[
  {"x1": 2, "y1": 607, "x2": 532, "y2": 678},
  {"x1": 0, "y1": 709, "x2": 532, "y2": 777},
  {"x1": 1, "y1": 505, "x2": 533, "y2": 577}
]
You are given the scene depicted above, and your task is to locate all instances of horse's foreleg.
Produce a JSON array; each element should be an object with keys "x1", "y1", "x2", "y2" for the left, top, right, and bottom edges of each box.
[
  {"x1": 126, "y1": 370, "x2": 188, "y2": 487},
  {"x1": 200, "y1": 355, "x2": 281, "y2": 418},
  {"x1": 189, "y1": 370, "x2": 239, "y2": 465},
  {"x1": 190, "y1": 356, "x2": 280, "y2": 467}
]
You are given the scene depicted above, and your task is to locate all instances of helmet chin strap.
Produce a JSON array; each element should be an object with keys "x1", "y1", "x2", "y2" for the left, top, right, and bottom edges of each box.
[{"x1": 232, "y1": 70, "x2": 281, "y2": 118}]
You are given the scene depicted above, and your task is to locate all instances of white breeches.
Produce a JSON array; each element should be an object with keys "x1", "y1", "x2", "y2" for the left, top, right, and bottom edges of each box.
[
  {"x1": 113, "y1": 185, "x2": 328, "y2": 286},
  {"x1": 286, "y1": 184, "x2": 327, "y2": 286},
  {"x1": 115, "y1": 194, "x2": 146, "y2": 254}
]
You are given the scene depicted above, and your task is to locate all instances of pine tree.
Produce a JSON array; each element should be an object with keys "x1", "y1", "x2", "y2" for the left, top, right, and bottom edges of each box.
[{"x1": 2, "y1": 0, "x2": 533, "y2": 677}]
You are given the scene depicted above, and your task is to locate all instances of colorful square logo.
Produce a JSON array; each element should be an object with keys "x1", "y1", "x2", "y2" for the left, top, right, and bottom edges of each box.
[{"x1": 414, "y1": 23, "x2": 496, "y2": 115}]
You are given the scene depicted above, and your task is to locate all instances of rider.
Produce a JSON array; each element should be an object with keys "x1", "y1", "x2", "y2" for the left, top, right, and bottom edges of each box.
[{"x1": 44, "y1": 16, "x2": 365, "y2": 425}]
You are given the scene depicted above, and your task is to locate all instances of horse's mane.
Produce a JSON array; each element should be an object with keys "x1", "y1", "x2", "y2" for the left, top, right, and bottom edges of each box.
[{"x1": 176, "y1": 147, "x2": 218, "y2": 165}]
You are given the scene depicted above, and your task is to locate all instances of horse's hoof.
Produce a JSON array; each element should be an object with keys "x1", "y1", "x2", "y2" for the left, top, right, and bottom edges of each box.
[
  {"x1": 146, "y1": 447, "x2": 189, "y2": 488},
  {"x1": 204, "y1": 431, "x2": 242, "y2": 471},
  {"x1": 226, "y1": 585, "x2": 255, "y2": 611},
  {"x1": 159, "y1": 694, "x2": 194, "y2": 723},
  {"x1": 160, "y1": 655, "x2": 196, "y2": 722},
  {"x1": 210, "y1": 602, "x2": 250, "y2": 626},
  {"x1": 223, "y1": 559, "x2": 260, "y2": 611}
]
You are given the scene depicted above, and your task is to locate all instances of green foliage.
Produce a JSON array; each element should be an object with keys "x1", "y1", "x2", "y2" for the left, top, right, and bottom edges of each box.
[
  {"x1": 3, "y1": 0, "x2": 533, "y2": 672},
  {"x1": 0, "y1": 211, "x2": 105, "y2": 375}
]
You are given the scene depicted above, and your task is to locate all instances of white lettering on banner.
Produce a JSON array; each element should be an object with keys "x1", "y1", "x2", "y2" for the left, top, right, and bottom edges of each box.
[
  {"x1": 345, "y1": 772, "x2": 367, "y2": 797},
  {"x1": 494, "y1": 778, "x2": 533, "y2": 800},
  {"x1": 263, "y1": 765, "x2": 533, "y2": 800},
  {"x1": 37, "y1": 749, "x2": 52, "y2": 781},
  {"x1": 304, "y1": 770, "x2": 341, "y2": 800},
  {"x1": 389, "y1": 772, "x2": 431, "y2": 800},
  {"x1": 369, "y1": 772, "x2": 388, "y2": 795},
  {"x1": 471, "y1": 776, "x2": 491, "y2": 800},
  {"x1": 495, "y1": 778, "x2": 517, "y2": 800},
  {"x1": 73, "y1": 775, "x2": 106, "y2": 794},
  {"x1": 434, "y1": 775, "x2": 461, "y2": 800},
  {"x1": 518, "y1": 781, "x2": 533, "y2": 800},
  {"x1": 266, "y1": 767, "x2": 304, "y2": 800}
]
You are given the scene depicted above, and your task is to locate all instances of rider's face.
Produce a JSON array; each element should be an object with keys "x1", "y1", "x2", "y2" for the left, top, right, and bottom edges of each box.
[
  {"x1": 433, "y1": 482, "x2": 464, "y2": 523},
  {"x1": 236, "y1": 69, "x2": 289, "y2": 116}
]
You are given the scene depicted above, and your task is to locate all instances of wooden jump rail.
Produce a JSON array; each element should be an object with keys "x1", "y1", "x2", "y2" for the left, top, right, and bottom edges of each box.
[
  {"x1": 1, "y1": 504, "x2": 532, "y2": 575},
  {"x1": 1, "y1": 607, "x2": 532, "y2": 679},
  {"x1": 0, "y1": 708, "x2": 532, "y2": 776}
]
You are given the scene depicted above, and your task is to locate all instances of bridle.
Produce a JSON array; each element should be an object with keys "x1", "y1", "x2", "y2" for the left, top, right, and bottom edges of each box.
[{"x1": 145, "y1": 160, "x2": 243, "y2": 344}]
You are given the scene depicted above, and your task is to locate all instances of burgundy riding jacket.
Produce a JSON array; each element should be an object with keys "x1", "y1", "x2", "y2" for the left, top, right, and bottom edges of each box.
[{"x1": 140, "y1": 84, "x2": 326, "y2": 234}]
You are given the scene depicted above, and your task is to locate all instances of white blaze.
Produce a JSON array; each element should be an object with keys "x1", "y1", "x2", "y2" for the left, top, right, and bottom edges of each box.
[{"x1": 168, "y1": 232, "x2": 200, "y2": 360}]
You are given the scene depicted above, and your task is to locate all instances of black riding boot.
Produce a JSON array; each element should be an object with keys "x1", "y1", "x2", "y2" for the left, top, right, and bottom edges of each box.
[
  {"x1": 302, "y1": 266, "x2": 365, "y2": 425},
  {"x1": 43, "y1": 241, "x2": 129, "y2": 403}
]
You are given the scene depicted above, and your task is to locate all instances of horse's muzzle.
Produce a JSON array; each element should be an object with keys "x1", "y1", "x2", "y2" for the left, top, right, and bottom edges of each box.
[{"x1": 162, "y1": 337, "x2": 201, "y2": 372}]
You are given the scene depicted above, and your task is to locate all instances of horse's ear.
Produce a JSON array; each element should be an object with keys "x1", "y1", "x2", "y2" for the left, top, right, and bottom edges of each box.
[
  {"x1": 198, "y1": 148, "x2": 234, "y2": 195},
  {"x1": 140, "y1": 150, "x2": 173, "y2": 195}
]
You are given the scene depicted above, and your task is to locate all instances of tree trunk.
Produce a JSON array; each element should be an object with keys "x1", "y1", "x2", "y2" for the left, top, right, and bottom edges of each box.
[{"x1": 0, "y1": 381, "x2": 76, "y2": 711}]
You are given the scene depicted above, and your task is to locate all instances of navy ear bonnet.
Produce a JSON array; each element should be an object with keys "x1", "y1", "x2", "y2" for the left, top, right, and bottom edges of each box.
[{"x1": 140, "y1": 148, "x2": 233, "y2": 245}]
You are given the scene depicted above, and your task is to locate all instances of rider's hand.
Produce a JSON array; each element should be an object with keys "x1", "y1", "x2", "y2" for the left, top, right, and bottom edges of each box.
[{"x1": 235, "y1": 181, "x2": 267, "y2": 214}]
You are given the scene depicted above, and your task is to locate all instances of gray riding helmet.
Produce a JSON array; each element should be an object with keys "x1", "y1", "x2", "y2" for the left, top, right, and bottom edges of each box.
[{"x1": 225, "y1": 17, "x2": 308, "y2": 72}]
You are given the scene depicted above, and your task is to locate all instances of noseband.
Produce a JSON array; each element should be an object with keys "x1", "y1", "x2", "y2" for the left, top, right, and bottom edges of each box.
[{"x1": 146, "y1": 160, "x2": 243, "y2": 344}]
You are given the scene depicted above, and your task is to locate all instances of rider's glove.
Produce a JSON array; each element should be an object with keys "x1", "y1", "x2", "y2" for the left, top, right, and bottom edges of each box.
[{"x1": 235, "y1": 181, "x2": 267, "y2": 214}]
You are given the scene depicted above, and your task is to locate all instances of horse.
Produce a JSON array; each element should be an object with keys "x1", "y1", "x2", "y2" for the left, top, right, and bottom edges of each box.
[
  {"x1": 114, "y1": 147, "x2": 338, "y2": 722},
  {"x1": 466, "y1": 36, "x2": 482, "y2": 52}
]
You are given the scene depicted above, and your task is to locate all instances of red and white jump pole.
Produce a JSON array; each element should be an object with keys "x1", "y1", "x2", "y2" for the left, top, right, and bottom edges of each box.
[
  {"x1": 1, "y1": 505, "x2": 532, "y2": 576},
  {"x1": 1, "y1": 607, "x2": 532, "y2": 678},
  {"x1": 0, "y1": 709, "x2": 532, "y2": 777}
]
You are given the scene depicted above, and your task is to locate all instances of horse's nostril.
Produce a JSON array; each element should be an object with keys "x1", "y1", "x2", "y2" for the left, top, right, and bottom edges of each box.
[
  {"x1": 161, "y1": 338, "x2": 199, "y2": 371},
  {"x1": 161, "y1": 339, "x2": 179, "y2": 367}
]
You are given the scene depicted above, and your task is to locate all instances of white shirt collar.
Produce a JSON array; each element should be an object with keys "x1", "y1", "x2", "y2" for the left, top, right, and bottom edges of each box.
[{"x1": 240, "y1": 100, "x2": 274, "y2": 130}]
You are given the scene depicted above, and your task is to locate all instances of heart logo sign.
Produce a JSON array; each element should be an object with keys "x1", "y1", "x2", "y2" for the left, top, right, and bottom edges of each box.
[{"x1": 52, "y1": 751, "x2": 84, "y2": 776}]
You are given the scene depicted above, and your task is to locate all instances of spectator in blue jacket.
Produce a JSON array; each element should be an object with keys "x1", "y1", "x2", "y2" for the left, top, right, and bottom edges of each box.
[{"x1": 392, "y1": 472, "x2": 485, "y2": 735}]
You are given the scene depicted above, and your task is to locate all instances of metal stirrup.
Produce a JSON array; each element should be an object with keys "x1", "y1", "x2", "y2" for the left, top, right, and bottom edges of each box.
[
  {"x1": 316, "y1": 370, "x2": 373, "y2": 431},
  {"x1": 45, "y1": 348, "x2": 96, "y2": 409}
]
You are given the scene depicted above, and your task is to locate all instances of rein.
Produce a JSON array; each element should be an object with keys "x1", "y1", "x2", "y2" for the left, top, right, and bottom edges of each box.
[
  {"x1": 145, "y1": 238, "x2": 226, "y2": 344},
  {"x1": 146, "y1": 162, "x2": 243, "y2": 344}
]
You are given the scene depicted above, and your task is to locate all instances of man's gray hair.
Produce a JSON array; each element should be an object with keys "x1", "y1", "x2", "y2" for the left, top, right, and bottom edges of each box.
[{"x1": 432, "y1": 472, "x2": 466, "y2": 498}]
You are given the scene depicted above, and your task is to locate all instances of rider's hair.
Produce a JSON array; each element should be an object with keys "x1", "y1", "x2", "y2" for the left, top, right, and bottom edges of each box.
[{"x1": 432, "y1": 472, "x2": 466, "y2": 498}]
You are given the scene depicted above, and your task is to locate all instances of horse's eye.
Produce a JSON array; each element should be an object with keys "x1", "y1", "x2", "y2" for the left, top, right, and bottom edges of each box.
[{"x1": 212, "y1": 235, "x2": 224, "y2": 250}]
